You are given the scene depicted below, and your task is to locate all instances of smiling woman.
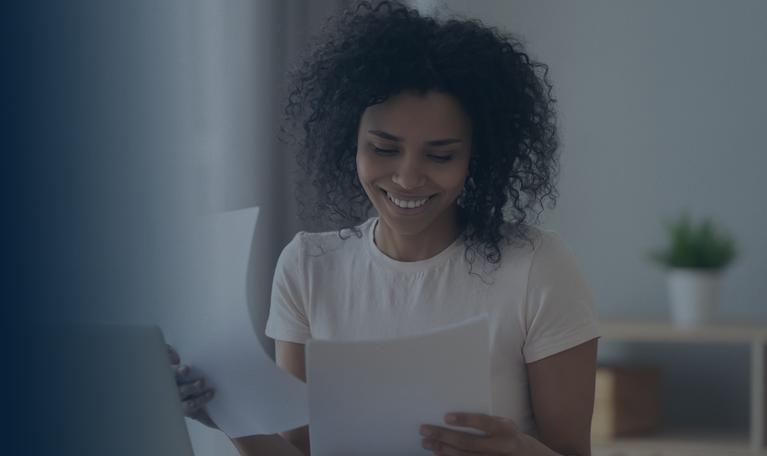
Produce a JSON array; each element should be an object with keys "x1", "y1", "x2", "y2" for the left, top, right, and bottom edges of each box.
[
  {"x1": 356, "y1": 91, "x2": 472, "y2": 261},
  {"x1": 177, "y1": 1, "x2": 600, "y2": 456}
]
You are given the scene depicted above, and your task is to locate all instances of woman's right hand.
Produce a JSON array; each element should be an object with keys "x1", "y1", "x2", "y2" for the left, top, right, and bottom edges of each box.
[{"x1": 167, "y1": 344, "x2": 217, "y2": 429}]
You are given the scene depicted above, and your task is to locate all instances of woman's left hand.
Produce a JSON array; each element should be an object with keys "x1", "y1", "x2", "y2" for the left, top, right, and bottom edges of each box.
[{"x1": 419, "y1": 413, "x2": 544, "y2": 455}]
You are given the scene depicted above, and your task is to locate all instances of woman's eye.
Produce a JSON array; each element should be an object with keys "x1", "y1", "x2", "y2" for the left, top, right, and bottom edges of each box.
[
  {"x1": 373, "y1": 146, "x2": 398, "y2": 156},
  {"x1": 428, "y1": 154, "x2": 453, "y2": 163}
]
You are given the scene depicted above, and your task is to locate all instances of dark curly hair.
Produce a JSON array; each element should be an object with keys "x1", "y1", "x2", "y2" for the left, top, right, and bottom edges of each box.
[{"x1": 281, "y1": 0, "x2": 559, "y2": 268}]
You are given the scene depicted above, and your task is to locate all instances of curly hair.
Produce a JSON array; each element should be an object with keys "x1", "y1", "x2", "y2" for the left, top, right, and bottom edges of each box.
[{"x1": 281, "y1": 0, "x2": 560, "y2": 269}]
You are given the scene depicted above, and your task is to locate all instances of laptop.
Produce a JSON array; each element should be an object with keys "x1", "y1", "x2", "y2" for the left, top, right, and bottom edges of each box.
[{"x1": 45, "y1": 324, "x2": 195, "y2": 456}]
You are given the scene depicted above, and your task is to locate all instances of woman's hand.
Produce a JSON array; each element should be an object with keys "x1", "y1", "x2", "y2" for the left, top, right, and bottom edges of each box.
[
  {"x1": 420, "y1": 413, "x2": 558, "y2": 456},
  {"x1": 167, "y1": 344, "x2": 217, "y2": 429}
]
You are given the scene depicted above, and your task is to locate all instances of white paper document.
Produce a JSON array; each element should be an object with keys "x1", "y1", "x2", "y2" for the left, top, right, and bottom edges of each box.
[
  {"x1": 161, "y1": 207, "x2": 308, "y2": 437},
  {"x1": 306, "y1": 315, "x2": 491, "y2": 456}
]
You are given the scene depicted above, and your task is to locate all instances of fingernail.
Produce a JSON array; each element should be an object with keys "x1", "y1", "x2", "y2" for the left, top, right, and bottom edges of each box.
[
  {"x1": 420, "y1": 427, "x2": 432, "y2": 436},
  {"x1": 445, "y1": 414, "x2": 456, "y2": 423},
  {"x1": 422, "y1": 440, "x2": 433, "y2": 449}
]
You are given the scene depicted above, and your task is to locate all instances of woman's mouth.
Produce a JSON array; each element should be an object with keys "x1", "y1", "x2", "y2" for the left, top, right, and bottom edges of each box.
[{"x1": 380, "y1": 189, "x2": 436, "y2": 213}]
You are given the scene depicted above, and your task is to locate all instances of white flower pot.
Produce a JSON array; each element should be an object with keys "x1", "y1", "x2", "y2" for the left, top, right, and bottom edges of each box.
[{"x1": 667, "y1": 268, "x2": 722, "y2": 328}]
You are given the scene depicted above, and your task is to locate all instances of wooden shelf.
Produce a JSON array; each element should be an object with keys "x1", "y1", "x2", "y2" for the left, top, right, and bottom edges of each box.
[
  {"x1": 598, "y1": 321, "x2": 767, "y2": 454},
  {"x1": 593, "y1": 430, "x2": 766, "y2": 456},
  {"x1": 601, "y1": 321, "x2": 767, "y2": 344}
]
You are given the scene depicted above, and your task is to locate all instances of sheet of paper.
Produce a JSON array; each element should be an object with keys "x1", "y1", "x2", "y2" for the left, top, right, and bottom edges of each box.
[
  {"x1": 161, "y1": 207, "x2": 308, "y2": 437},
  {"x1": 306, "y1": 315, "x2": 491, "y2": 456}
]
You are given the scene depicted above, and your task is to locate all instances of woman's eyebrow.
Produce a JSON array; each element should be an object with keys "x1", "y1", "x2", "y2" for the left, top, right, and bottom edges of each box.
[{"x1": 368, "y1": 129, "x2": 463, "y2": 146}]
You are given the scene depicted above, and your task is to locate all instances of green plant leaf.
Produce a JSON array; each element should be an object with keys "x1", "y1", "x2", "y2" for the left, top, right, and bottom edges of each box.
[{"x1": 649, "y1": 213, "x2": 737, "y2": 270}]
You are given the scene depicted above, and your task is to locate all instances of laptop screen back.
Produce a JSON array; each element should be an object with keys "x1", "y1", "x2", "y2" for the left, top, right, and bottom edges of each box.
[{"x1": 46, "y1": 324, "x2": 195, "y2": 456}]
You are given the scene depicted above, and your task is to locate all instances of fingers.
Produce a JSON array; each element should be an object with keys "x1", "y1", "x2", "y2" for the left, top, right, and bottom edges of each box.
[
  {"x1": 421, "y1": 439, "x2": 477, "y2": 456},
  {"x1": 445, "y1": 413, "x2": 515, "y2": 435},
  {"x1": 171, "y1": 361, "x2": 215, "y2": 418},
  {"x1": 165, "y1": 345, "x2": 217, "y2": 427},
  {"x1": 421, "y1": 425, "x2": 493, "y2": 454},
  {"x1": 167, "y1": 344, "x2": 180, "y2": 365},
  {"x1": 181, "y1": 389, "x2": 215, "y2": 416},
  {"x1": 177, "y1": 374, "x2": 215, "y2": 419},
  {"x1": 177, "y1": 375, "x2": 214, "y2": 408},
  {"x1": 420, "y1": 414, "x2": 521, "y2": 454},
  {"x1": 167, "y1": 346, "x2": 194, "y2": 386},
  {"x1": 178, "y1": 378, "x2": 209, "y2": 399},
  {"x1": 173, "y1": 363, "x2": 194, "y2": 384}
]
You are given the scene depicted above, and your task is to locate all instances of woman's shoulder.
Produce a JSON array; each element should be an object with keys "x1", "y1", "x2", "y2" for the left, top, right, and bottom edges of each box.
[
  {"x1": 496, "y1": 222, "x2": 576, "y2": 267},
  {"x1": 499, "y1": 223, "x2": 586, "y2": 290},
  {"x1": 281, "y1": 218, "x2": 374, "y2": 261}
]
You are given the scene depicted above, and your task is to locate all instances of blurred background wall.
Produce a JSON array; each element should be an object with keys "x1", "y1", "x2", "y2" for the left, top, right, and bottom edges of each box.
[{"x1": 424, "y1": 0, "x2": 767, "y2": 324}]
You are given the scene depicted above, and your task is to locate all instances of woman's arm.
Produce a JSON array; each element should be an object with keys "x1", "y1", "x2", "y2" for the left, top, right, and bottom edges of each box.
[
  {"x1": 526, "y1": 338, "x2": 598, "y2": 456},
  {"x1": 229, "y1": 341, "x2": 309, "y2": 456}
]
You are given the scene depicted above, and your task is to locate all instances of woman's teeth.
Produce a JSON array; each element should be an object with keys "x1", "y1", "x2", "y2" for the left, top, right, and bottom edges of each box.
[{"x1": 386, "y1": 192, "x2": 431, "y2": 209}]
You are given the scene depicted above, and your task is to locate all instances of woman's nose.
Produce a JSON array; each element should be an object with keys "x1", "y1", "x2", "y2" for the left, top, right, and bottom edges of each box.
[{"x1": 392, "y1": 157, "x2": 425, "y2": 190}]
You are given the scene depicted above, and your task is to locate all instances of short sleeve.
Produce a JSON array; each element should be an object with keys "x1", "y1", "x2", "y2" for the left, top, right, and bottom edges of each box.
[
  {"x1": 264, "y1": 232, "x2": 312, "y2": 344},
  {"x1": 521, "y1": 232, "x2": 601, "y2": 363}
]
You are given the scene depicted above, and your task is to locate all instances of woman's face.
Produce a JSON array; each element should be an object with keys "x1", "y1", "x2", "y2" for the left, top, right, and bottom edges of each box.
[{"x1": 356, "y1": 90, "x2": 472, "y2": 237}]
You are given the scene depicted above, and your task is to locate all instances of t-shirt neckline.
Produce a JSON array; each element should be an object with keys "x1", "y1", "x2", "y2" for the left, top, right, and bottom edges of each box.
[{"x1": 365, "y1": 217, "x2": 463, "y2": 273}]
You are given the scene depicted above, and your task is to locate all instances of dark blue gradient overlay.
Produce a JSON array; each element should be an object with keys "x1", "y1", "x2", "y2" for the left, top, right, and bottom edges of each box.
[{"x1": 11, "y1": 1, "x2": 203, "y2": 454}]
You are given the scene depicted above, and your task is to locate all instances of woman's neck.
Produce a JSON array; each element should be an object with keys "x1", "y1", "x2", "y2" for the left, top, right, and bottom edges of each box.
[{"x1": 374, "y1": 208, "x2": 461, "y2": 262}]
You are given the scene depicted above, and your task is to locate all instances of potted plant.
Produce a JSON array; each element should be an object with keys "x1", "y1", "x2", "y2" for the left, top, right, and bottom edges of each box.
[{"x1": 649, "y1": 213, "x2": 737, "y2": 328}]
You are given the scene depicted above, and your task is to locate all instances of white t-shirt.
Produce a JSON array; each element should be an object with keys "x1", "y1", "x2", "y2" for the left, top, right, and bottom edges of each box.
[{"x1": 265, "y1": 217, "x2": 600, "y2": 435}]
